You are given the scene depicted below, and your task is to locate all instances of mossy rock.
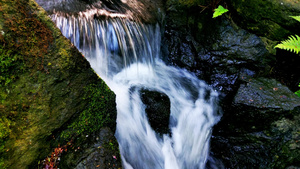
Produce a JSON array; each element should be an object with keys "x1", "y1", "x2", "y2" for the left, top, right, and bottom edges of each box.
[
  {"x1": 228, "y1": 0, "x2": 300, "y2": 41},
  {"x1": 0, "y1": 0, "x2": 117, "y2": 168}
]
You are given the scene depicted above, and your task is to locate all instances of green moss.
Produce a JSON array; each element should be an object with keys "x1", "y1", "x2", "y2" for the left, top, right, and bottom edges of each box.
[
  {"x1": 0, "y1": 117, "x2": 11, "y2": 169},
  {"x1": 0, "y1": 0, "x2": 117, "y2": 168},
  {"x1": 0, "y1": 0, "x2": 54, "y2": 70},
  {"x1": 61, "y1": 82, "x2": 116, "y2": 141},
  {"x1": 102, "y1": 135, "x2": 119, "y2": 152},
  {"x1": 0, "y1": 54, "x2": 24, "y2": 92},
  {"x1": 260, "y1": 37, "x2": 277, "y2": 55},
  {"x1": 229, "y1": 0, "x2": 300, "y2": 40}
]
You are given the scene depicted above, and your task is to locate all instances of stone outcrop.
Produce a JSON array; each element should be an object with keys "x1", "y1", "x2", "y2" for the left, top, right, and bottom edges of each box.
[
  {"x1": 0, "y1": 0, "x2": 119, "y2": 168},
  {"x1": 163, "y1": 5, "x2": 272, "y2": 97},
  {"x1": 212, "y1": 77, "x2": 300, "y2": 168},
  {"x1": 164, "y1": 0, "x2": 300, "y2": 168},
  {"x1": 71, "y1": 128, "x2": 121, "y2": 169},
  {"x1": 35, "y1": 0, "x2": 165, "y2": 23}
]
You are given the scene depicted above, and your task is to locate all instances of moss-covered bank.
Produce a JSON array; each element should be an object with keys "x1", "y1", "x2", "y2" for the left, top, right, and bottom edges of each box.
[{"x1": 0, "y1": 0, "x2": 118, "y2": 168}]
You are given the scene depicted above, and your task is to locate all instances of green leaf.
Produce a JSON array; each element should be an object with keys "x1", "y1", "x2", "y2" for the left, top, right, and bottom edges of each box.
[
  {"x1": 296, "y1": 83, "x2": 300, "y2": 97},
  {"x1": 295, "y1": 89, "x2": 300, "y2": 97},
  {"x1": 290, "y1": 16, "x2": 300, "y2": 22},
  {"x1": 213, "y1": 5, "x2": 229, "y2": 18},
  {"x1": 275, "y1": 35, "x2": 300, "y2": 54}
]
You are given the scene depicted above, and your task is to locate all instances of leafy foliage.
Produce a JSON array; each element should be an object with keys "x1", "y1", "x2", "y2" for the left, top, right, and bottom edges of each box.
[
  {"x1": 295, "y1": 89, "x2": 300, "y2": 97},
  {"x1": 290, "y1": 16, "x2": 300, "y2": 22},
  {"x1": 212, "y1": 5, "x2": 229, "y2": 18},
  {"x1": 275, "y1": 16, "x2": 300, "y2": 55},
  {"x1": 275, "y1": 16, "x2": 300, "y2": 96},
  {"x1": 295, "y1": 83, "x2": 300, "y2": 97},
  {"x1": 275, "y1": 35, "x2": 300, "y2": 54},
  {"x1": 39, "y1": 142, "x2": 72, "y2": 169}
]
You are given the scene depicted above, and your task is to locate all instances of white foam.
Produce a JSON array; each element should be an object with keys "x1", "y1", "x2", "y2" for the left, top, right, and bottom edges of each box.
[{"x1": 54, "y1": 16, "x2": 221, "y2": 169}]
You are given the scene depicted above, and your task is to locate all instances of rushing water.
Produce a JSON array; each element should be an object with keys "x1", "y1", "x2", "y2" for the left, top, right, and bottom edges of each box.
[{"x1": 52, "y1": 11, "x2": 222, "y2": 169}]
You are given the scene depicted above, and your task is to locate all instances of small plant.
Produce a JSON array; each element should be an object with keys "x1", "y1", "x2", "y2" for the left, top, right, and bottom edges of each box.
[
  {"x1": 275, "y1": 16, "x2": 300, "y2": 96},
  {"x1": 290, "y1": 16, "x2": 300, "y2": 22},
  {"x1": 39, "y1": 141, "x2": 72, "y2": 169},
  {"x1": 295, "y1": 83, "x2": 300, "y2": 97},
  {"x1": 275, "y1": 16, "x2": 300, "y2": 54},
  {"x1": 175, "y1": 0, "x2": 228, "y2": 16},
  {"x1": 212, "y1": 5, "x2": 229, "y2": 18},
  {"x1": 275, "y1": 35, "x2": 300, "y2": 54}
]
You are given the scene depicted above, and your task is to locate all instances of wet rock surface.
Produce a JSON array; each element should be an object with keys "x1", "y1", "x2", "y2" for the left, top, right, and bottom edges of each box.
[
  {"x1": 140, "y1": 88, "x2": 171, "y2": 135},
  {"x1": 214, "y1": 77, "x2": 300, "y2": 134},
  {"x1": 163, "y1": 7, "x2": 271, "y2": 97},
  {"x1": 70, "y1": 128, "x2": 121, "y2": 169},
  {"x1": 211, "y1": 77, "x2": 300, "y2": 167},
  {"x1": 233, "y1": 78, "x2": 300, "y2": 111},
  {"x1": 164, "y1": 1, "x2": 300, "y2": 168}
]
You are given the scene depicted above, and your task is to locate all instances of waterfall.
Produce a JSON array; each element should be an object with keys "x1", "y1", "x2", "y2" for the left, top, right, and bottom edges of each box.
[{"x1": 51, "y1": 11, "x2": 221, "y2": 169}]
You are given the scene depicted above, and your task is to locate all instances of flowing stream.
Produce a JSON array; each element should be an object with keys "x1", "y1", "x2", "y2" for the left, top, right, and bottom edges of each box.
[{"x1": 52, "y1": 11, "x2": 221, "y2": 169}]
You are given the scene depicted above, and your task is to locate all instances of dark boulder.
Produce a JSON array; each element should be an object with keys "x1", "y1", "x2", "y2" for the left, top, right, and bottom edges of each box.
[
  {"x1": 226, "y1": 0, "x2": 300, "y2": 91},
  {"x1": 72, "y1": 128, "x2": 121, "y2": 169},
  {"x1": 219, "y1": 77, "x2": 300, "y2": 133},
  {"x1": 212, "y1": 77, "x2": 300, "y2": 168},
  {"x1": 140, "y1": 88, "x2": 171, "y2": 136},
  {"x1": 0, "y1": 0, "x2": 119, "y2": 168},
  {"x1": 164, "y1": 6, "x2": 271, "y2": 97}
]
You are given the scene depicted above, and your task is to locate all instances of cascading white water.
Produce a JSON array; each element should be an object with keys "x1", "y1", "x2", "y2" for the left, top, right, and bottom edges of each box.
[{"x1": 52, "y1": 12, "x2": 221, "y2": 169}]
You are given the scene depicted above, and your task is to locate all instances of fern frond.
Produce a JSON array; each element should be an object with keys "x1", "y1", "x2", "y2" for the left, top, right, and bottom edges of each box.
[
  {"x1": 290, "y1": 16, "x2": 300, "y2": 22},
  {"x1": 275, "y1": 35, "x2": 300, "y2": 54}
]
